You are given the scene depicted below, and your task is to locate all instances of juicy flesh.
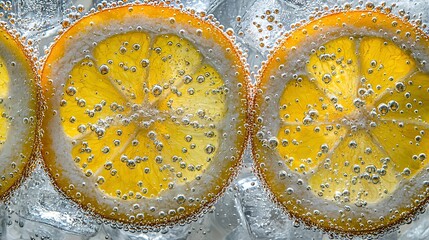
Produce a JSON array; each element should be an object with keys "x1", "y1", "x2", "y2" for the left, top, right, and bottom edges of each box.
[
  {"x1": 0, "y1": 55, "x2": 9, "y2": 148},
  {"x1": 60, "y1": 32, "x2": 226, "y2": 199},
  {"x1": 277, "y1": 36, "x2": 429, "y2": 204}
]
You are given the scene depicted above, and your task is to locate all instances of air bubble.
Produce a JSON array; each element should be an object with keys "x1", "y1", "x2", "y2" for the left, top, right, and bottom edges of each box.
[
  {"x1": 388, "y1": 100, "x2": 399, "y2": 111},
  {"x1": 66, "y1": 86, "x2": 77, "y2": 96},
  {"x1": 141, "y1": 59, "x2": 150, "y2": 67},
  {"x1": 152, "y1": 85, "x2": 163, "y2": 96},
  {"x1": 205, "y1": 144, "x2": 215, "y2": 154},
  {"x1": 268, "y1": 137, "x2": 279, "y2": 149},
  {"x1": 99, "y1": 64, "x2": 109, "y2": 75},
  {"x1": 395, "y1": 82, "x2": 406, "y2": 92},
  {"x1": 322, "y1": 74, "x2": 332, "y2": 84},
  {"x1": 183, "y1": 75, "x2": 193, "y2": 84},
  {"x1": 378, "y1": 103, "x2": 389, "y2": 115}
]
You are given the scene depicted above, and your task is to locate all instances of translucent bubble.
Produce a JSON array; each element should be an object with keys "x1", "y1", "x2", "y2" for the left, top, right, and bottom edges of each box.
[
  {"x1": 353, "y1": 98, "x2": 365, "y2": 108},
  {"x1": 353, "y1": 165, "x2": 361, "y2": 173},
  {"x1": 268, "y1": 137, "x2": 279, "y2": 149},
  {"x1": 141, "y1": 59, "x2": 150, "y2": 68},
  {"x1": 366, "y1": 165, "x2": 376, "y2": 174},
  {"x1": 66, "y1": 86, "x2": 77, "y2": 96},
  {"x1": 348, "y1": 141, "x2": 357, "y2": 148},
  {"x1": 97, "y1": 176, "x2": 105, "y2": 184},
  {"x1": 377, "y1": 103, "x2": 389, "y2": 115},
  {"x1": 132, "y1": 44, "x2": 140, "y2": 50},
  {"x1": 102, "y1": 146, "x2": 110, "y2": 153},
  {"x1": 183, "y1": 75, "x2": 193, "y2": 84},
  {"x1": 155, "y1": 156, "x2": 163, "y2": 164},
  {"x1": 205, "y1": 144, "x2": 215, "y2": 154},
  {"x1": 104, "y1": 162, "x2": 113, "y2": 170},
  {"x1": 197, "y1": 75, "x2": 205, "y2": 83},
  {"x1": 395, "y1": 82, "x2": 406, "y2": 92},
  {"x1": 77, "y1": 99, "x2": 86, "y2": 107},
  {"x1": 321, "y1": 144, "x2": 329, "y2": 153},
  {"x1": 95, "y1": 128, "x2": 105, "y2": 138},
  {"x1": 278, "y1": 170, "x2": 287, "y2": 180},
  {"x1": 119, "y1": 46, "x2": 127, "y2": 54},
  {"x1": 371, "y1": 175, "x2": 380, "y2": 184},
  {"x1": 388, "y1": 100, "x2": 399, "y2": 111},
  {"x1": 403, "y1": 168, "x2": 411, "y2": 176},
  {"x1": 99, "y1": 64, "x2": 109, "y2": 75},
  {"x1": 185, "y1": 135, "x2": 192, "y2": 142},
  {"x1": 322, "y1": 74, "x2": 332, "y2": 84},
  {"x1": 187, "y1": 88, "x2": 195, "y2": 95},
  {"x1": 152, "y1": 85, "x2": 163, "y2": 96},
  {"x1": 126, "y1": 160, "x2": 136, "y2": 169},
  {"x1": 176, "y1": 194, "x2": 186, "y2": 204}
]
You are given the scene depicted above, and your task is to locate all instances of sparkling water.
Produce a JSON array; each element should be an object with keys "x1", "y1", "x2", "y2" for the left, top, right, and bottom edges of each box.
[{"x1": 2, "y1": 0, "x2": 429, "y2": 239}]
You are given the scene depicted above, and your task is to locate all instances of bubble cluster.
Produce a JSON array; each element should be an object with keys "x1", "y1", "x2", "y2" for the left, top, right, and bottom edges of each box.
[
  {"x1": 252, "y1": 7, "x2": 429, "y2": 236},
  {"x1": 40, "y1": 2, "x2": 249, "y2": 230}
]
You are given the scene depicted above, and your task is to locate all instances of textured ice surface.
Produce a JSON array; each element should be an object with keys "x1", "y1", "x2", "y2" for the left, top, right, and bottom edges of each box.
[{"x1": 7, "y1": 164, "x2": 100, "y2": 236}]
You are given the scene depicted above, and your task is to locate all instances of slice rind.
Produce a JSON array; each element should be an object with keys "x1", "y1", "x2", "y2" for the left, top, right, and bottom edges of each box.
[
  {"x1": 41, "y1": 3, "x2": 249, "y2": 227},
  {"x1": 252, "y1": 10, "x2": 429, "y2": 235},
  {"x1": 0, "y1": 24, "x2": 38, "y2": 200}
]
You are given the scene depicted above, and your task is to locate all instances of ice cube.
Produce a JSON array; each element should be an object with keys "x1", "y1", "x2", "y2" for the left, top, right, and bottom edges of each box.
[{"x1": 7, "y1": 164, "x2": 99, "y2": 236}]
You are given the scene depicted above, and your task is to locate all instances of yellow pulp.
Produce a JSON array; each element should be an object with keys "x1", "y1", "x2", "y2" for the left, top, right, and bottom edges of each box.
[
  {"x1": 60, "y1": 33, "x2": 226, "y2": 199},
  {"x1": 277, "y1": 36, "x2": 429, "y2": 203},
  {"x1": 0, "y1": 55, "x2": 10, "y2": 147}
]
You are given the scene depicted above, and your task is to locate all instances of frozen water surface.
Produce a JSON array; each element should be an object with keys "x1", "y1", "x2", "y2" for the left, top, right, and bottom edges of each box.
[{"x1": 1, "y1": 0, "x2": 429, "y2": 239}]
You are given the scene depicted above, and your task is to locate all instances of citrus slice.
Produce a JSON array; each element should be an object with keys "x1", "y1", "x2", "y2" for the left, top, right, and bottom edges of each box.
[
  {"x1": 40, "y1": 3, "x2": 249, "y2": 227},
  {"x1": 0, "y1": 24, "x2": 38, "y2": 199},
  {"x1": 252, "y1": 9, "x2": 429, "y2": 235}
]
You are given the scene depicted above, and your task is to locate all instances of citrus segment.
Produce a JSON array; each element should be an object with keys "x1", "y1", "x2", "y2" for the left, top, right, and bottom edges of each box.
[
  {"x1": 61, "y1": 59, "x2": 129, "y2": 138},
  {"x1": 158, "y1": 64, "x2": 226, "y2": 124},
  {"x1": 376, "y1": 72, "x2": 429, "y2": 123},
  {"x1": 71, "y1": 123, "x2": 139, "y2": 184},
  {"x1": 41, "y1": 3, "x2": 248, "y2": 227},
  {"x1": 277, "y1": 124, "x2": 347, "y2": 172},
  {"x1": 0, "y1": 55, "x2": 10, "y2": 97},
  {"x1": 360, "y1": 37, "x2": 416, "y2": 102},
  {"x1": 278, "y1": 76, "x2": 344, "y2": 124},
  {"x1": 147, "y1": 34, "x2": 203, "y2": 104},
  {"x1": 308, "y1": 130, "x2": 398, "y2": 204},
  {"x1": 91, "y1": 125, "x2": 170, "y2": 199},
  {"x1": 0, "y1": 107, "x2": 9, "y2": 146},
  {"x1": 369, "y1": 121, "x2": 429, "y2": 177},
  {"x1": 252, "y1": 10, "x2": 429, "y2": 234},
  {"x1": 0, "y1": 25, "x2": 38, "y2": 199},
  {"x1": 153, "y1": 121, "x2": 219, "y2": 182},
  {"x1": 307, "y1": 36, "x2": 359, "y2": 115},
  {"x1": 0, "y1": 55, "x2": 10, "y2": 147},
  {"x1": 92, "y1": 32, "x2": 151, "y2": 103}
]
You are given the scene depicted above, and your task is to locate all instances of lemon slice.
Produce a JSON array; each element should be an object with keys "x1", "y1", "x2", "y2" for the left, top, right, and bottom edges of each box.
[
  {"x1": 0, "y1": 25, "x2": 38, "y2": 199},
  {"x1": 252, "y1": 10, "x2": 429, "y2": 235},
  {"x1": 40, "y1": 3, "x2": 249, "y2": 227}
]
